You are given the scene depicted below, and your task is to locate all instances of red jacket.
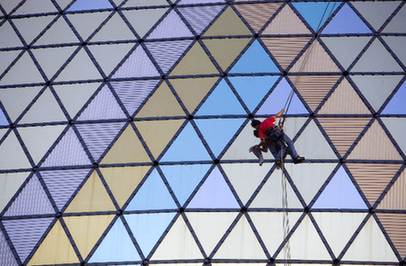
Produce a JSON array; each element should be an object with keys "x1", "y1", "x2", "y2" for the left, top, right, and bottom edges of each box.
[{"x1": 258, "y1": 116, "x2": 275, "y2": 141}]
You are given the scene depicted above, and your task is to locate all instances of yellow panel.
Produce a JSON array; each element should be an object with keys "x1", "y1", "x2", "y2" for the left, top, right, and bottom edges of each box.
[
  {"x1": 136, "y1": 82, "x2": 185, "y2": 118},
  {"x1": 65, "y1": 171, "x2": 116, "y2": 213},
  {"x1": 203, "y1": 7, "x2": 251, "y2": 37},
  {"x1": 170, "y1": 42, "x2": 219, "y2": 76},
  {"x1": 203, "y1": 38, "x2": 251, "y2": 71},
  {"x1": 170, "y1": 77, "x2": 218, "y2": 113},
  {"x1": 136, "y1": 119, "x2": 184, "y2": 159},
  {"x1": 101, "y1": 166, "x2": 150, "y2": 207},
  {"x1": 101, "y1": 125, "x2": 150, "y2": 164},
  {"x1": 64, "y1": 215, "x2": 114, "y2": 258},
  {"x1": 29, "y1": 220, "x2": 78, "y2": 265}
]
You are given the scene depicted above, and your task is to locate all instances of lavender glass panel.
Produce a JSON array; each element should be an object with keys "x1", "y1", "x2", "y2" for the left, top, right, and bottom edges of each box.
[
  {"x1": 42, "y1": 127, "x2": 91, "y2": 167},
  {"x1": 179, "y1": 0, "x2": 226, "y2": 4},
  {"x1": 113, "y1": 46, "x2": 159, "y2": 78},
  {"x1": 147, "y1": 10, "x2": 193, "y2": 39},
  {"x1": 110, "y1": 79, "x2": 159, "y2": 115},
  {"x1": 76, "y1": 122, "x2": 125, "y2": 161},
  {"x1": 78, "y1": 86, "x2": 126, "y2": 121},
  {"x1": 0, "y1": 230, "x2": 17, "y2": 266},
  {"x1": 179, "y1": 5, "x2": 225, "y2": 34},
  {"x1": 40, "y1": 168, "x2": 91, "y2": 211},
  {"x1": 3, "y1": 217, "x2": 53, "y2": 262},
  {"x1": 4, "y1": 175, "x2": 54, "y2": 216},
  {"x1": 146, "y1": 40, "x2": 193, "y2": 73},
  {"x1": 187, "y1": 167, "x2": 239, "y2": 208}
]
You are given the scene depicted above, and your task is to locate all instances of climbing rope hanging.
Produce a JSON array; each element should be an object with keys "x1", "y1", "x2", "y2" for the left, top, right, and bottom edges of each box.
[{"x1": 279, "y1": 2, "x2": 338, "y2": 265}]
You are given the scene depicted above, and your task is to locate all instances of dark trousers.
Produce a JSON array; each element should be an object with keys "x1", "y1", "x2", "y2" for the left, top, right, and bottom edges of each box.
[{"x1": 268, "y1": 134, "x2": 298, "y2": 161}]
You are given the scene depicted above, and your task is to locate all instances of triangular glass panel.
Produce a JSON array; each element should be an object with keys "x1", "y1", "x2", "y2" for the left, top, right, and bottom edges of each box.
[
  {"x1": 54, "y1": 82, "x2": 100, "y2": 118},
  {"x1": 0, "y1": 108, "x2": 8, "y2": 126},
  {"x1": 34, "y1": 16, "x2": 79, "y2": 45},
  {"x1": 382, "y1": 81, "x2": 406, "y2": 114},
  {"x1": 0, "y1": 21, "x2": 23, "y2": 48},
  {"x1": 262, "y1": 5, "x2": 311, "y2": 35},
  {"x1": 0, "y1": 50, "x2": 20, "y2": 76},
  {"x1": 65, "y1": 170, "x2": 116, "y2": 213},
  {"x1": 323, "y1": 4, "x2": 371, "y2": 34},
  {"x1": 101, "y1": 166, "x2": 151, "y2": 208},
  {"x1": 378, "y1": 168, "x2": 406, "y2": 210},
  {"x1": 66, "y1": 11, "x2": 111, "y2": 41},
  {"x1": 28, "y1": 220, "x2": 79, "y2": 265},
  {"x1": 64, "y1": 215, "x2": 115, "y2": 259},
  {"x1": 195, "y1": 118, "x2": 245, "y2": 157},
  {"x1": 161, "y1": 164, "x2": 210, "y2": 205},
  {"x1": 203, "y1": 7, "x2": 250, "y2": 37},
  {"x1": 126, "y1": 169, "x2": 177, "y2": 211},
  {"x1": 230, "y1": 76, "x2": 279, "y2": 112},
  {"x1": 88, "y1": 43, "x2": 134, "y2": 77},
  {"x1": 292, "y1": 1, "x2": 340, "y2": 31},
  {"x1": 382, "y1": 118, "x2": 406, "y2": 155},
  {"x1": 67, "y1": 0, "x2": 112, "y2": 11},
  {"x1": 196, "y1": 79, "x2": 246, "y2": 116},
  {"x1": 187, "y1": 212, "x2": 238, "y2": 255},
  {"x1": 342, "y1": 216, "x2": 398, "y2": 262},
  {"x1": 110, "y1": 79, "x2": 159, "y2": 116},
  {"x1": 348, "y1": 121, "x2": 402, "y2": 161},
  {"x1": 40, "y1": 168, "x2": 91, "y2": 211},
  {"x1": 1, "y1": 0, "x2": 25, "y2": 15},
  {"x1": 19, "y1": 88, "x2": 67, "y2": 124},
  {"x1": 18, "y1": 125, "x2": 66, "y2": 164},
  {"x1": 213, "y1": 215, "x2": 267, "y2": 259},
  {"x1": 101, "y1": 125, "x2": 150, "y2": 164},
  {"x1": 0, "y1": 131, "x2": 31, "y2": 170},
  {"x1": 32, "y1": 46, "x2": 77, "y2": 80},
  {"x1": 147, "y1": 10, "x2": 193, "y2": 39},
  {"x1": 383, "y1": 36, "x2": 406, "y2": 67},
  {"x1": 187, "y1": 167, "x2": 239, "y2": 209},
  {"x1": 321, "y1": 36, "x2": 371, "y2": 69},
  {"x1": 14, "y1": 0, "x2": 56, "y2": 15},
  {"x1": 89, "y1": 218, "x2": 141, "y2": 263},
  {"x1": 122, "y1": 8, "x2": 168, "y2": 38},
  {"x1": 0, "y1": 230, "x2": 18, "y2": 265},
  {"x1": 222, "y1": 163, "x2": 272, "y2": 204},
  {"x1": 0, "y1": 172, "x2": 29, "y2": 212},
  {"x1": 277, "y1": 215, "x2": 331, "y2": 260},
  {"x1": 151, "y1": 216, "x2": 203, "y2": 260},
  {"x1": 230, "y1": 40, "x2": 279, "y2": 74},
  {"x1": 294, "y1": 119, "x2": 337, "y2": 160},
  {"x1": 352, "y1": 1, "x2": 400, "y2": 30},
  {"x1": 0, "y1": 52, "x2": 44, "y2": 86},
  {"x1": 250, "y1": 169, "x2": 302, "y2": 209},
  {"x1": 383, "y1": 5, "x2": 406, "y2": 34},
  {"x1": 312, "y1": 166, "x2": 368, "y2": 209},
  {"x1": 125, "y1": 212, "x2": 176, "y2": 257},
  {"x1": 90, "y1": 13, "x2": 135, "y2": 42},
  {"x1": 112, "y1": 45, "x2": 159, "y2": 78},
  {"x1": 12, "y1": 16, "x2": 55, "y2": 44},
  {"x1": 179, "y1": 0, "x2": 225, "y2": 3},
  {"x1": 76, "y1": 122, "x2": 125, "y2": 161},
  {"x1": 42, "y1": 127, "x2": 91, "y2": 167},
  {"x1": 122, "y1": 0, "x2": 168, "y2": 7},
  {"x1": 146, "y1": 40, "x2": 193, "y2": 74},
  {"x1": 351, "y1": 75, "x2": 403, "y2": 112},
  {"x1": 178, "y1": 5, "x2": 224, "y2": 35},
  {"x1": 377, "y1": 213, "x2": 406, "y2": 258},
  {"x1": 235, "y1": 3, "x2": 282, "y2": 33},
  {"x1": 3, "y1": 217, "x2": 53, "y2": 263},
  {"x1": 352, "y1": 39, "x2": 403, "y2": 72},
  {"x1": 257, "y1": 78, "x2": 308, "y2": 115},
  {"x1": 78, "y1": 85, "x2": 126, "y2": 120}
]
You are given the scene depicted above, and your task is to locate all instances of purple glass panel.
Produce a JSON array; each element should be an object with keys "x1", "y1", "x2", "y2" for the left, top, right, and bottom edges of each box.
[
  {"x1": 76, "y1": 122, "x2": 125, "y2": 161},
  {"x1": 179, "y1": 5, "x2": 225, "y2": 34},
  {"x1": 0, "y1": 230, "x2": 18, "y2": 265},
  {"x1": 147, "y1": 10, "x2": 193, "y2": 39},
  {"x1": 40, "y1": 168, "x2": 91, "y2": 211},
  {"x1": 42, "y1": 127, "x2": 91, "y2": 167},
  {"x1": 113, "y1": 46, "x2": 159, "y2": 78},
  {"x1": 3, "y1": 217, "x2": 53, "y2": 262},
  {"x1": 4, "y1": 175, "x2": 54, "y2": 216}
]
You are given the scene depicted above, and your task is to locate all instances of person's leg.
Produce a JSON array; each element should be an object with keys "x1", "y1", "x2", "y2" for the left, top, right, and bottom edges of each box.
[
  {"x1": 282, "y1": 133, "x2": 298, "y2": 159},
  {"x1": 268, "y1": 142, "x2": 284, "y2": 168},
  {"x1": 249, "y1": 145, "x2": 264, "y2": 165}
]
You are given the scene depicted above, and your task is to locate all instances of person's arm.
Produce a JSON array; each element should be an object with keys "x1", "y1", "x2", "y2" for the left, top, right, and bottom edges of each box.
[{"x1": 275, "y1": 108, "x2": 285, "y2": 118}]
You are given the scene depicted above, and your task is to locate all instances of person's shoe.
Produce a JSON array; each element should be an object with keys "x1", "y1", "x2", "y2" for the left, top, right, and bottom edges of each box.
[
  {"x1": 294, "y1": 156, "x2": 305, "y2": 164},
  {"x1": 275, "y1": 160, "x2": 282, "y2": 169},
  {"x1": 259, "y1": 157, "x2": 264, "y2": 166}
]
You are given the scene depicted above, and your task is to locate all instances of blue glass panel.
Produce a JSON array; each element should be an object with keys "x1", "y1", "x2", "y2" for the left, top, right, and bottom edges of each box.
[
  {"x1": 0, "y1": 108, "x2": 8, "y2": 126},
  {"x1": 187, "y1": 167, "x2": 239, "y2": 209},
  {"x1": 293, "y1": 2, "x2": 340, "y2": 31},
  {"x1": 256, "y1": 78, "x2": 308, "y2": 115},
  {"x1": 229, "y1": 76, "x2": 279, "y2": 112},
  {"x1": 196, "y1": 79, "x2": 246, "y2": 116},
  {"x1": 89, "y1": 218, "x2": 140, "y2": 263},
  {"x1": 125, "y1": 212, "x2": 176, "y2": 257},
  {"x1": 382, "y1": 81, "x2": 406, "y2": 115},
  {"x1": 161, "y1": 123, "x2": 210, "y2": 162},
  {"x1": 126, "y1": 169, "x2": 176, "y2": 211},
  {"x1": 230, "y1": 40, "x2": 279, "y2": 73},
  {"x1": 161, "y1": 164, "x2": 210, "y2": 205},
  {"x1": 323, "y1": 4, "x2": 371, "y2": 34},
  {"x1": 195, "y1": 118, "x2": 245, "y2": 157},
  {"x1": 312, "y1": 167, "x2": 368, "y2": 209},
  {"x1": 68, "y1": 0, "x2": 112, "y2": 11}
]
